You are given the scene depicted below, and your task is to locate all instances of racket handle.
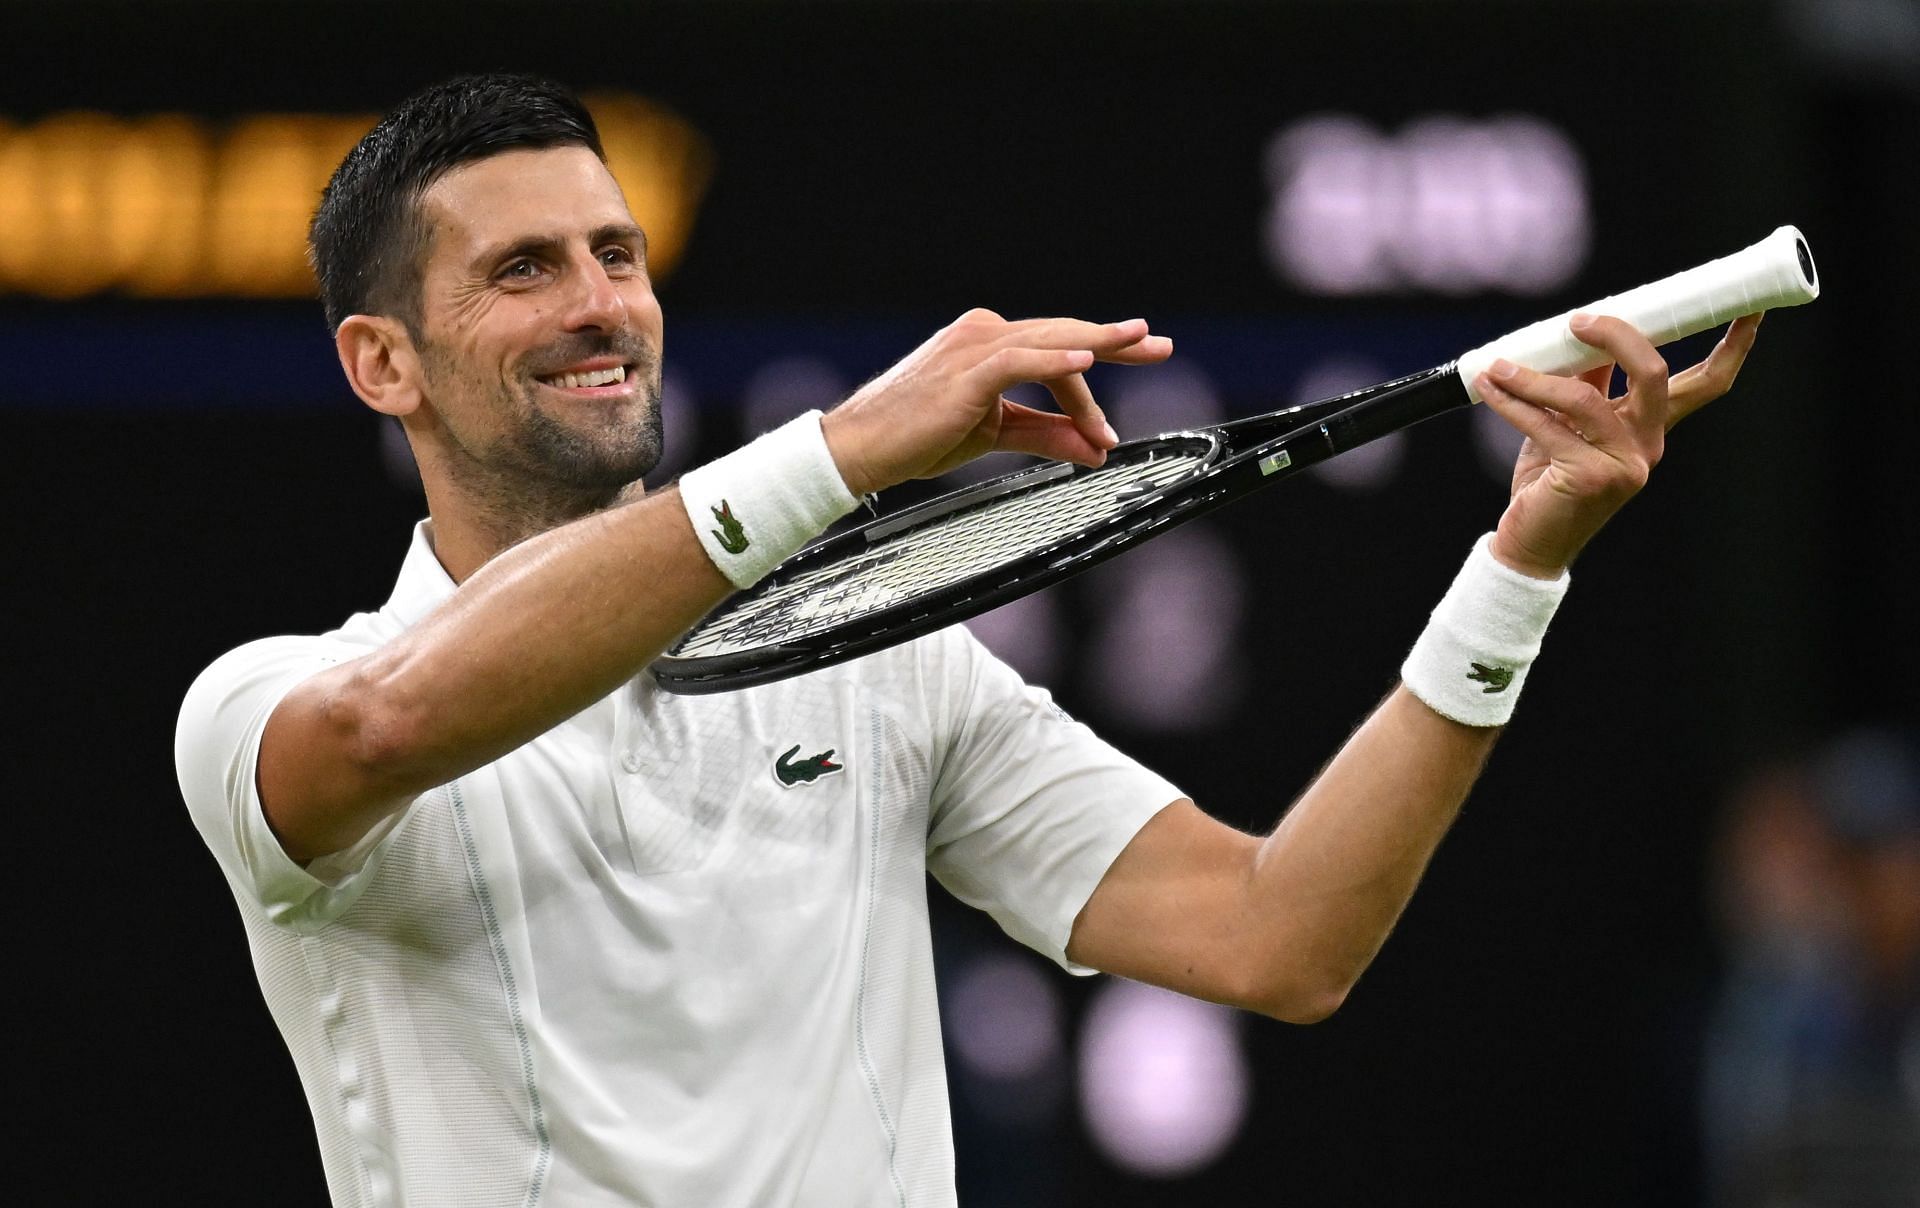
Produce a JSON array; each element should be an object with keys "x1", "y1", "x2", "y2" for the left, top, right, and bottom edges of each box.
[{"x1": 1455, "y1": 224, "x2": 1818, "y2": 402}]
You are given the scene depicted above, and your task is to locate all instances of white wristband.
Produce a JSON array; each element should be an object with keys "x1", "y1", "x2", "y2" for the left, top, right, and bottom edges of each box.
[
  {"x1": 678, "y1": 410, "x2": 860, "y2": 589},
  {"x1": 1400, "y1": 534, "x2": 1569, "y2": 727}
]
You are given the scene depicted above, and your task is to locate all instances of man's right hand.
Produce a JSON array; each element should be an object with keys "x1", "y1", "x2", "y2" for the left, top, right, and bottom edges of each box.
[{"x1": 819, "y1": 311, "x2": 1173, "y2": 496}]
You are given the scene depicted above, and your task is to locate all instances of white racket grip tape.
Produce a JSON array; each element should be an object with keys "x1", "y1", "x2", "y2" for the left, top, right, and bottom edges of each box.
[
  {"x1": 1455, "y1": 225, "x2": 1819, "y2": 402},
  {"x1": 678, "y1": 410, "x2": 860, "y2": 589}
]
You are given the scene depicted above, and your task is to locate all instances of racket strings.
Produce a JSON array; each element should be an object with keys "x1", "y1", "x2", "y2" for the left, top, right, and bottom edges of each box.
[{"x1": 670, "y1": 447, "x2": 1210, "y2": 657}]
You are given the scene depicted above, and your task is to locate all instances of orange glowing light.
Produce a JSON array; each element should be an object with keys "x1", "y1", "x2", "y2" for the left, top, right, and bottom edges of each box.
[{"x1": 0, "y1": 93, "x2": 712, "y2": 299}]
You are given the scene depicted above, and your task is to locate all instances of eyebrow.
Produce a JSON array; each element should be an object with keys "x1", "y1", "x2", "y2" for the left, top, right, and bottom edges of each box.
[{"x1": 470, "y1": 223, "x2": 649, "y2": 273}]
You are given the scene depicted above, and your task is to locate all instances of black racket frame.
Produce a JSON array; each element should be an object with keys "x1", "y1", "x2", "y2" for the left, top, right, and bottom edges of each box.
[{"x1": 652, "y1": 364, "x2": 1468, "y2": 694}]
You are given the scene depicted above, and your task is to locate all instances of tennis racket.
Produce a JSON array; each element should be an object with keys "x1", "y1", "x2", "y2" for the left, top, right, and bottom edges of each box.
[{"x1": 653, "y1": 225, "x2": 1819, "y2": 695}]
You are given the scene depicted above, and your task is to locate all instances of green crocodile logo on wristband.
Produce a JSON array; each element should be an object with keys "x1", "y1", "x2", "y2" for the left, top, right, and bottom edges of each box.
[
  {"x1": 1466, "y1": 662, "x2": 1514, "y2": 693},
  {"x1": 775, "y1": 744, "x2": 842, "y2": 787},
  {"x1": 711, "y1": 500, "x2": 750, "y2": 555}
]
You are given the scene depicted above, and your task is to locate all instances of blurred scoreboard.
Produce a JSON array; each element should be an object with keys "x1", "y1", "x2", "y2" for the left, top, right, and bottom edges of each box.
[
  {"x1": 0, "y1": 96, "x2": 710, "y2": 298},
  {"x1": 0, "y1": 1, "x2": 1798, "y2": 319}
]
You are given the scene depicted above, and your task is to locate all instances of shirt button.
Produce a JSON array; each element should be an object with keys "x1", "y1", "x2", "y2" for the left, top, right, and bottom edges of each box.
[{"x1": 621, "y1": 752, "x2": 645, "y2": 774}]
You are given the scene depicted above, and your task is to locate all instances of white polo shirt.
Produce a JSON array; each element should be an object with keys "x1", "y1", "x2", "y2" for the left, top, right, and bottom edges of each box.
[{"x1": 176, "y1": 522, "x2": 1181, "y2": 1207}]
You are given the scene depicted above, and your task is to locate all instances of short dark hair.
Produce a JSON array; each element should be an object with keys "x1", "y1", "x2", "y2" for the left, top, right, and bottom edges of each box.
[{"x1": 308, "y1": 73, "x2": 606, "y2": 334}]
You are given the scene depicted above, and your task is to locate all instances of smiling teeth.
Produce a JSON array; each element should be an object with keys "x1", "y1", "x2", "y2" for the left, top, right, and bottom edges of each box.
[{"x1": 550, "y1": 365, "x2": 626, "y2": 389}]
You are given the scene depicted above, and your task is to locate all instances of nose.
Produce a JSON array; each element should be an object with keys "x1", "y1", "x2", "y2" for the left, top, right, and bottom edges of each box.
[{"x1": 563, "y1": 252, "x2": 626, "y2": 332}]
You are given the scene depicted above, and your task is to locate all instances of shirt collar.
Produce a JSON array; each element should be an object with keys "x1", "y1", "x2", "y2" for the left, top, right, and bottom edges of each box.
[{"x1": 381, "y1": 520, "x2": 458, "y2": 628}]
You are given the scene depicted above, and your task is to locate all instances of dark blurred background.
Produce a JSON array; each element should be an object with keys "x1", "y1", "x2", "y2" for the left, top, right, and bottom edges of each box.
[{"x1": 4, "y1": 1, "x2": 1915, "y2": 1203}]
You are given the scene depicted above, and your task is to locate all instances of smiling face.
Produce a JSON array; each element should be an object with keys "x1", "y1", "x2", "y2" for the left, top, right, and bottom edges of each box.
[{"x1": 408, "y1": 144, "x2": 666, "y2": 512}]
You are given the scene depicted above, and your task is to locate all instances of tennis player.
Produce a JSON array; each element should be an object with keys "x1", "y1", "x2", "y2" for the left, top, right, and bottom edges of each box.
[{"x1": 177, "y1": 74, "x2": 1760, "y2": 1206}]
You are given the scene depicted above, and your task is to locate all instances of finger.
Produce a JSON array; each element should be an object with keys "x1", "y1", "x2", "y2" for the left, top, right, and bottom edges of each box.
[
  {"x1": 1097, "y1": 333, "x2": 1174, "y2": 365},
  {"x1": 994, "y1": 401, "x2": 1109, "y2": 466},
  {"x1": 1579, "y1": 361, "x2": 1615, "y2": 398},
  {"x1": 1667, "y1": 312, "x2": 1762, "y2": 428},
  {"x1": 1043, "y1": 371, "x2": 1119, "y2": 448},
  {"x1": 1568, "y1": 312, "x2": 1669, "y2": 435},
  {"x1": 1480, "y1": 360, "x2": 1624, "y2": 451},
  {"x1": 1478, "y1": 376, "x2": 1592, "y2": 463},
  {"x1": 995, "y1": 316, "x2": 1150, "y2": 353},
  {"x1": 965, "y1": 346, "x2": 1096, "y2": 396},
  {"x1": 992, "y1": 317, "x2": 1174, "y2": 366}
]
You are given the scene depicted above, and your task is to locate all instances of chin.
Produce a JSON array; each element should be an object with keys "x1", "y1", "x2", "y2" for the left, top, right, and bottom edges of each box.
[{"x1": 526, "y1": 395, "x2": 663, "y2": 493}]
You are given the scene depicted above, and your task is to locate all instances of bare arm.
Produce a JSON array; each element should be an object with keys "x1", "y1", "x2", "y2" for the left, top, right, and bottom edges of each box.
[
  {"x1": 1069, "y1": 690, "x2": 1491, "y2": 1022},
  {"x1": 259, "y1": 488, "x2": 728, "y2": 860},
  {"x1": 259, "y1": 312, "x2": 1172, "y2": 862},
  {"x1": 1067, "y1": 313, "x2": 1763, "y2": 1021}
]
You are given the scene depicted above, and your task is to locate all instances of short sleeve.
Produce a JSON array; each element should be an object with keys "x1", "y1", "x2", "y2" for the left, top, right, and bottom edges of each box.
[
  {"x1": 923, "y1": 627, "x2": 1184, "y2": 974},
  {"x1": 175, "y1": 634, "x2": 400, "y2": 931}
]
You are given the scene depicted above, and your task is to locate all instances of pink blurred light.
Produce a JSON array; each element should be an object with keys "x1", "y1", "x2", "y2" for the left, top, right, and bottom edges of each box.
[
  {"x1": 1295, "y1": 355, "x2": 1406, "y2": 492},
  {"x1": 1078, "y1": 980, "x2": 1250, "y2": 1177},
  {"x1": 1471, "y1": 397, "x2": 1529, "y2": 485},
  {"x1": 947, "y1": 954, "x2": 1066, "y2": 1083},
  {"x1": 1264, "y1": 112, "x2": 1588, "y2": 296},
  {"x1": 1084, "y1": 527, "x2": 1247, "y2": 731},
  {"x1": 966, "y1": 588, "x2": 1066, "y2": 688},
  {"x1": 741, "y1": 355, "x2": 849, "y2": 437},
  {"x1": 642, "y1": 364, "x2": 700, "y2": 489},
  {"x1": 1107, "y1": 360, "x2": 1227, "y2": 439}
]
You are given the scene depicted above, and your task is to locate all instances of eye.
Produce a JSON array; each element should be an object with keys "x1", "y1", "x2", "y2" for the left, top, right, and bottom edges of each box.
[
  {"x1": 498, "y1": 258, "x2": 541, "y2": 282},
  {"x1": 598, "y1": 245, "x2": 638, "y2": 270}
]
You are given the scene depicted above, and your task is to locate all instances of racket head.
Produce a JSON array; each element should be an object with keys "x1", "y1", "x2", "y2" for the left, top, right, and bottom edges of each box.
[
  {"x1": 652, "y1": 365, "x2": 1464, "y2": 695},
  {"x1": 653, "y1": 430, "x2": 1226, "y2": 692}
]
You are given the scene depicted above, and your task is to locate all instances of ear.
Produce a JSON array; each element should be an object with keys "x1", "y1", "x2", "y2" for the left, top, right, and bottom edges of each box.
[{"x1": 335, "y1": 315, "x2": 425, "y2": 417}]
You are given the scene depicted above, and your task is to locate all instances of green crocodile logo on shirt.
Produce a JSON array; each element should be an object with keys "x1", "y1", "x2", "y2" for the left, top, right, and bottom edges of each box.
[
  {"x1": 1466, "y1": 662, "x2": 1514, "y2": 694},
  {"x1": 775, "y1": 744, "x2": 842, "y2": 787},
  {"x1": 711, "y1": 500, "x2": 749, "y2": 555}
]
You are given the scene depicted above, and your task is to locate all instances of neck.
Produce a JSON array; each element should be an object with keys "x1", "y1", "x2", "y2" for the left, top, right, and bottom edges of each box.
[{"x1": 418, "y1": 454, "x2": 639, "y2": 583}]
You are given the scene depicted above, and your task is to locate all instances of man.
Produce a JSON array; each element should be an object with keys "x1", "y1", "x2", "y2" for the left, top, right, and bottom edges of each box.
[{"x1": 177, "y1": 75, "x2": 1760, "y2": 1206}]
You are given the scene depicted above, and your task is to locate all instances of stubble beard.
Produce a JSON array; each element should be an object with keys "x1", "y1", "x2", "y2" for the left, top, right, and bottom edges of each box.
[
  {"x1": 512, "y1": 359, "x2": 665, "y2": 496},
  {"x1": 422, "y1": 336, "x2": 666, "y2": 546}
]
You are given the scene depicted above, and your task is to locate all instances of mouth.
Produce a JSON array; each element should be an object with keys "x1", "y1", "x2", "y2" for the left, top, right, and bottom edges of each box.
[{"x1": 534, "y1": 361, "x2": 638, "y2": 395}]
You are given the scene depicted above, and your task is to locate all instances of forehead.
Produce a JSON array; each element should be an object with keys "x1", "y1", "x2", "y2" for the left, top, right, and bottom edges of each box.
[{"x1": 418, "y1": 144, "x2": 635, "y2": 262}]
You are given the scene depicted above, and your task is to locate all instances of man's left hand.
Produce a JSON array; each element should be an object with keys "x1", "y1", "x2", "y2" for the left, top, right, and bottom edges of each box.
[{"x1": 1477, "y1": 311, "x2": 1764, "y2": 579}]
